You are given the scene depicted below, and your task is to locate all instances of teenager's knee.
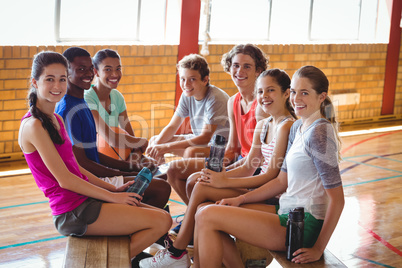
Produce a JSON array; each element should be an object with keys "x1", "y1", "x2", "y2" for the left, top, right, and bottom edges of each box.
[
  {"x1": 186, "y1": 173, "x2": 200, "y2": 198},
  {"x1": 195, "y1": 204, "x2": 218, "y2": 226},
  {"x1": 167, "y1": 159, "x2": 185, "y2": 183}
]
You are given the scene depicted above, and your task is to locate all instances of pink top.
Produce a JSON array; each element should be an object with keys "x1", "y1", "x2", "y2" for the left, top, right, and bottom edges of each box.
[{"x1": 21, "y1": 112, "x2": 88, "y2": 215}]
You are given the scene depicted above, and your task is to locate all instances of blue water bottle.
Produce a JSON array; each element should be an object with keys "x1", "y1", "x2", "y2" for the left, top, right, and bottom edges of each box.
[{"x1": 126, "y1": 167, "x2": 153, "y2": 199}]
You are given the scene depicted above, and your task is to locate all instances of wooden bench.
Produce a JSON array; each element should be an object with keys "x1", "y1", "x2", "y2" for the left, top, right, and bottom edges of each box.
[
  {"x1": 236, "y1": 239, "x2": 346, "y2": 268},
  {"x1": 63, "y1": 236, "x2": 131, "y2": 268},
  {"x1": 268, "y1": 249, "x2": 347, "y2": 267}
]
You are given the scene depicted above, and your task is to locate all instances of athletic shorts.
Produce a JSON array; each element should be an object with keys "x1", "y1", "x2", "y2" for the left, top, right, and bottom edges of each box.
[
  {"x1": 276, "y1": 206, "x2": 324, "y2": 248},
  {"x1": 53, "y1": 198, "x2": 103, "y2": 236}
]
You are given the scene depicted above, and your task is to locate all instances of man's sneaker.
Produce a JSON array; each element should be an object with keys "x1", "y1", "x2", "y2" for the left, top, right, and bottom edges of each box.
[
  {"x1": 139, "y1": 248, "x2": 190, "y2": 268},
  {"x1": 169, "y1": 222, "x2": 182, "y2": 236}
]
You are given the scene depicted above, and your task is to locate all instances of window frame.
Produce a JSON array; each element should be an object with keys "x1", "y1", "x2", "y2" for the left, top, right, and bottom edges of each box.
[{"x1": 54, "y1": 0, "x2": 142, "y2": 42}]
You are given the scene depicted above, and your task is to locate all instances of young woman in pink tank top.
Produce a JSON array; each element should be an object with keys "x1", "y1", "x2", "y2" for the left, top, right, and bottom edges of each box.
[{"x1": 18, "y1": 51, "x2": 171, "y2": 266}]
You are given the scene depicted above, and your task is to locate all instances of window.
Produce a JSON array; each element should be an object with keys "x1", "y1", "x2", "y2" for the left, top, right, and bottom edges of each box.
[
  {"x1": 200, "y1": 0, "x2": 271, "y2": 41},
  {"x1": 0, "y1": 0, "x2": 55, "y2": 45},
  {"x1": 56, "y1": 0, "x2": 171, "y2": 43},
  {"x1": 0, "y1": 0, "x2": 390, "y2": 45},
  {"x1": 200, "y1": 0, "x2": 389, "y2": 44}
]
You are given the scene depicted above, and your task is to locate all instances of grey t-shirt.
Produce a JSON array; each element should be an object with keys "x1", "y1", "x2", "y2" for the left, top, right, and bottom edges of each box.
[
  {"x1": 279, "y1": 119, "x2": 342, "y2": 219},
  {"x1": 175, "y1": 85, "x2": 230, "y2": 141}
]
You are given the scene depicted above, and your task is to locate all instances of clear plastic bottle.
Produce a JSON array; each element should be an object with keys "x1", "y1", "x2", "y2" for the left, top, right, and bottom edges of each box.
[
  {"x1": 206, "y1": 135, "x2": 227, "y2": 172},
  {"x1": 126, "y1": 167, "x2": 153, "y2": 199},
  {"x1": 286, "y1": 207, "x2": 305, "y2": 260}
]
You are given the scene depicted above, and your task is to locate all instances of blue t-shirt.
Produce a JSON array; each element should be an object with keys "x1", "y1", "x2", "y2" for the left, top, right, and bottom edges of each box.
[{"x1": 55, "y1": 95, "x2": 100, "y2": 163}]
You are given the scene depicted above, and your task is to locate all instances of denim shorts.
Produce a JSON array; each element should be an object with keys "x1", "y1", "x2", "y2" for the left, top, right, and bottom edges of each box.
[
  {"x1": 276, "y1": 206, "x2": 323, "y2": 248},
  {"x1": 53, "y1": 198, "x2": 103, "y2": 236}
]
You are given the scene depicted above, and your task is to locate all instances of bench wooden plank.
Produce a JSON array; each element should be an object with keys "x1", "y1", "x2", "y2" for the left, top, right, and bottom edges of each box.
[
  {"x1": 63, "y1": 236, "x2": 88, "y2": 268},
  {"x1": 63, "y1": 236, "x2": 130, "y2": 268},
  {"x1": 269, "y1": 249, "x2": 347, "y2": 268},
  {"x1": 236, "y1": 239, "x2": 273, "y2": 266},
  {"x1": 86, "y1": 236, "x2": 108, "y2": 268},
  {"x1": 107, "y1": 236, "x2": 131, "y2": 268}
]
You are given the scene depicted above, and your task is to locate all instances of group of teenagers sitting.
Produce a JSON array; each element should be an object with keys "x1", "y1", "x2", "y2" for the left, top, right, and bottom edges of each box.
[{"x1": 18, "y1": 43, "x2": 345, "y2": 268}]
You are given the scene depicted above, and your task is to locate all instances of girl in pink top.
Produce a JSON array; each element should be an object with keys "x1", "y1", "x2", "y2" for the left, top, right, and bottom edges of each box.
[{"x1": 18, "y1": 51, "x2": 171, "y2": 264}]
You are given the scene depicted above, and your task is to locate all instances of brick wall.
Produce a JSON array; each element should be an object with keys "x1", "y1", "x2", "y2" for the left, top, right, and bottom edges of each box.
[{"x1": 0, "y1": 43, "x2": 401, "y2": 159}]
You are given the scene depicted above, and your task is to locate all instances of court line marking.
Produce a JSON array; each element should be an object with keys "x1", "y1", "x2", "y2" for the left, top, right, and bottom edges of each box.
[
  {"x1": 351, "y1": 254, "x2": 396, "y2": 268},
  {"x1": 0, "y1": 201, "x2": 48, "y2": 210},
  {"x1": 341, "y1": 130, "x2": 402, "y2": 155},
  {"x1": 359, "y1": 221, "x2": 402, "y2": 257},
  {"x1": 0, "y1": 236, "x2": 66, "y2": 250},
  {"x1": 343, "y1": 175, "x2": 402, "y2": 187},
  {"x1": 343, "y1": 159, "x2": 402, "y2": 174},
  {"x1": 366, "y1": 154, "x2": 402, "y2": 163}
]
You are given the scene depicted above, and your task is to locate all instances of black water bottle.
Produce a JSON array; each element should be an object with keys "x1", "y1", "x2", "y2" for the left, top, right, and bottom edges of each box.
[
  {"x1": 286, "y1": 207, "x2": 305, "y2": 261},
  {"x1": 206, "y1": 135, "x2": 226, "y2": 172}
]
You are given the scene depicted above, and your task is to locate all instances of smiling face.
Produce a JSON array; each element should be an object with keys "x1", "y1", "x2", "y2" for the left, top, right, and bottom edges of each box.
[
  {"x1": 256, "y1": 75, "x2": 289, "y2": 116},
  {"x1": 32, "y1": 63, "x2": 67, "y2": 103},
  {"x1": 230, "y1": 53, "x2": 260, "y2": 90},
  {"x1": 290, "y1": 76, "x2": 326, "y2": 120},
  {"x1": 179, "y1": 68, "x2": 209, "y2": 100},
  {"x1": 68, "y1": 56, "x2": 94, "y2": 90},
  {"x1": 94, "y1": 57, "x2": 122, "y2": 89}
]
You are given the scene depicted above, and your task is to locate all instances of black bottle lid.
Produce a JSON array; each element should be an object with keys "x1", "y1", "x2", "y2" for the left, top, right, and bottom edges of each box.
[
  {"x1": 214, "y1": 135, "x2": 226, "y2": 146},
  {"x1": 289, "y1": 207, "x2": 304, "y2": 221}
]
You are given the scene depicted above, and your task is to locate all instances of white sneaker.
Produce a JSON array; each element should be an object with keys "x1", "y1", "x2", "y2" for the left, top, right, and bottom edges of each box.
[{"x1": 139, "y1": 248, "x2": 190, "y2": 268}]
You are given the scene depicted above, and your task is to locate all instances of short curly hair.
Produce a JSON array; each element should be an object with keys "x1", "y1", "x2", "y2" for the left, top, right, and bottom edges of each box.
[
  {"x1": 221, "y1": 44, "x2": 268, "y2": 73},
  {"x1": 177, "y1": 54, "x2": 210, "y2": 82}
]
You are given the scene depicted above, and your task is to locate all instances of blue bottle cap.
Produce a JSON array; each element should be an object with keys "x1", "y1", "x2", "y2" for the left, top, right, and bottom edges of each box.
[{"x1": 137, "y1": 167, "x2": 153, "y2": 183}]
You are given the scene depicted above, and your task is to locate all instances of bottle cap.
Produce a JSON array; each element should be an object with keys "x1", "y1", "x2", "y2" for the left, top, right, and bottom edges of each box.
[
  {"x1": 289, "y1": 207, "x2": 304, "y2": 221},
  {"x1": 214, "y1": 135, "x2": 226, "y2": 146},
  {"x1": 136, "y1": 167, "x2": 153, "y2": 183}
]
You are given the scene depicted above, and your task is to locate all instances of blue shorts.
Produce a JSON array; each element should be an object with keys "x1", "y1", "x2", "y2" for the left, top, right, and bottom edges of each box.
[{"x1": 276, "y1": 206, "x2": 323, "y2": 248}]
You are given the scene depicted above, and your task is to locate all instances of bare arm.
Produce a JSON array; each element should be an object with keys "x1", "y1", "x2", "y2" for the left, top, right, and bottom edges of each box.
[
  {"x1": 118, "y1": 110, "x2": 135, "y2": 136},
  {"x1": 217, "y1": 170, "x2": 288, "y2": 206},
  {"x1": 200, "y1": 120, "x2": 293, "y2": 189},
  {"x1": 224, "y1": 96, "x2": 241, "y2": 165},
  {"x1": 292, "y1": 186, "x2": 344, "y2": 263},
  {"x1": 91, "y1": 109, "x2": 147, "y2": 152},
  {"x1": 149, "y1": 114, "x2": 184, "y2": 145},
  {"x1": 21, "y1": 118, "x2": 140, "y2": 205},
  {"x1": 72, "y1": 145, "x2": 139, "y2": 177},
  {"x1": 146, "y1": 114, "x2": 217, "y2": 159}
]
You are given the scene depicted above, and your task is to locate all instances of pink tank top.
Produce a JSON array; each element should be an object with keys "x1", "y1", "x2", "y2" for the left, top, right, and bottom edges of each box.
[
  {"x1": 21, "y1": 112, "x2": 88, "y2": 215},
  {"x1": 233, "y1": 92, "x2": 257, "y2": 157}
]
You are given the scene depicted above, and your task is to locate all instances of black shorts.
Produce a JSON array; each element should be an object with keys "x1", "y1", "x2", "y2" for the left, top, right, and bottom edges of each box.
[{"x1": 53, "y1": 198, "x2": 103, "y2": 236}]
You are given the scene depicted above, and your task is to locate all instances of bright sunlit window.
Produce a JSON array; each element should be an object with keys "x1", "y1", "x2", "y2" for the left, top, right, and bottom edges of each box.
[{"x1": 0, "y1": 0, "x2": 390, "y2": 45}]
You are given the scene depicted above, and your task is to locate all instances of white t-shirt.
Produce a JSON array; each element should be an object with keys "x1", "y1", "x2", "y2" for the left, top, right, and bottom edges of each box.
[{"x1": 279, "y1": 119, "x2": 342, "y2": 220}]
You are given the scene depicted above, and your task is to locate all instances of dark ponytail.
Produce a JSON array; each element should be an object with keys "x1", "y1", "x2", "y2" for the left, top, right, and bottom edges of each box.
[
  {"x1": 29, "y1": 51, "x2": 68, "y2": 145},
  {"x1": 256, "y1": 68, "x2": 297, "y2": 119}
]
